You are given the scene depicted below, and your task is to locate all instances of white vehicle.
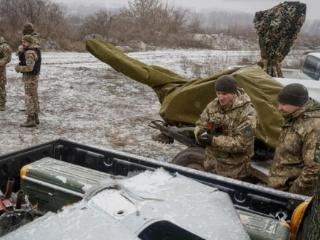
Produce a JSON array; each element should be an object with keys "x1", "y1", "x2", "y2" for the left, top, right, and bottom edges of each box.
[
  {"x1": 282, "y1": 52, "x2": 320, "y2": 81},
  {"x1": 276, "y1": 52, "x2": 320, "y2": 102}
]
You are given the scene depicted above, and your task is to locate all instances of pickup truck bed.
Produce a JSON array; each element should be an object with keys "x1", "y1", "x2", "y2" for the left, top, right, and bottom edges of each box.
[{"x1": 0, "y1": 138, "x2": 307, "y2": 220}]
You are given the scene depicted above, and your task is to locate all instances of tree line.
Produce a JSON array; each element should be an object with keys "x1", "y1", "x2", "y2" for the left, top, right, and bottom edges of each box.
[{"x1": 0, "y1": 0, "x2": 318, "y2": 51}]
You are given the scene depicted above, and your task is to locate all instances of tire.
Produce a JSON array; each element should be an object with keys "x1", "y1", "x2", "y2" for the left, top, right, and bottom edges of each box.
[{"x1": 171, "y1": 147, "x2": 205, "y2": 171}]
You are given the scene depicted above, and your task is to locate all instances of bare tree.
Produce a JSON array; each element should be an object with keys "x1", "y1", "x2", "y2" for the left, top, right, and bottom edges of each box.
[
  {"x1": 80, "y1": 10, "x2": 115, "y2": 40},
  {"x1": 120, "y1": 0, "x2": 188, "y2": 45},
  {"x1": 0, "y1": 0, "x2": 70, "y2": 49},
  {"x1": 0, "y1": 0, "x2": 46, "y2": 28}
]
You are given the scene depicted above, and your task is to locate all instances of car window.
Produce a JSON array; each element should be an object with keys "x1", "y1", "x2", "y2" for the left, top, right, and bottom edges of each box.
[{"x1": 303, "y1": 55, "x2": 320, "y2": 80}]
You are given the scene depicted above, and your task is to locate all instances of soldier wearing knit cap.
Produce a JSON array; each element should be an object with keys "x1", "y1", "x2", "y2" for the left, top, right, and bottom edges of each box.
[
  {"x1": 278, "y1": 83, "x2": 308, "y2": 107},
  {"x1": 268, "y1": 83, "x2": 320, "y2": 195},
  {"x1": 194, "y1": 75, "x2": 257, "y2": 180},
  {"x1": 215, "y1": 75, "x2": 238, "y2": 94}
]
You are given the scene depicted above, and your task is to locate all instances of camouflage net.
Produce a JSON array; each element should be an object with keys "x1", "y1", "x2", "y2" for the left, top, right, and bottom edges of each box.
[{"x1": 254, "y1": 1, "x2": 306, "y2": 77}]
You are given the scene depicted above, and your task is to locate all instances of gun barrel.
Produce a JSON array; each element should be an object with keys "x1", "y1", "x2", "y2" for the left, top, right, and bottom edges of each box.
[{"x1": 149, "y1": 120, "x2": 198, "y2": 147}]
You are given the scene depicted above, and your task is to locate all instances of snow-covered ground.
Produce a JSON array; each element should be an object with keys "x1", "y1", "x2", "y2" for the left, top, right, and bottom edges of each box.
[{"x1": 0, "y1": 49, "x2": 300, "y2": 161}]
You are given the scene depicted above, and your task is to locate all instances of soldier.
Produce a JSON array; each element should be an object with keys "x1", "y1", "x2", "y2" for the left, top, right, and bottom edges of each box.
[
  {"x1": 17, "y1": 23, "x2": 41, "y2": 115},
  {"x1": 194, "y1": 75, "x2": 257, "y2": 180},
  {"x1": 268, "y1": 83, "x2": 320, "y2": 196},
  {"x1": 15, "y1": 35, "x2": 41, "y2": 127},
  {"x1": 21, "y1": 22, "x2": 40, "y2": 47},
  {"x1": 0, "y1": 37, "x2": 12, "y2": 111}
]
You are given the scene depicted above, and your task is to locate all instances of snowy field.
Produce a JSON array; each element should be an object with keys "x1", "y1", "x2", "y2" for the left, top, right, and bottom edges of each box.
[{"x1": 0, "y1": 49, "x2": 296, "y2": 161}]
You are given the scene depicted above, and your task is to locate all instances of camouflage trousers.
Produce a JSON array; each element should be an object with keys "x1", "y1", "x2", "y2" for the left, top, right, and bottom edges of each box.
[
  {"x1": 22, "y1": 74, "x2": 40, "y2": 115},
  {"x1": 0, "y1": 68, "x2": 6, "y2": 107},
  {"x1": 203, "y1": 148, "x2": 250, "y2": 180}
]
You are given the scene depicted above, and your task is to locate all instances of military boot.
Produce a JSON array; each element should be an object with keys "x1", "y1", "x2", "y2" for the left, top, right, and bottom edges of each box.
[
  {"x1": 34, "y1": 113, "x2": 40, "y2": 125},
  {"x1": 20, "y1": 115, "x2": 36, "y2": 128}
]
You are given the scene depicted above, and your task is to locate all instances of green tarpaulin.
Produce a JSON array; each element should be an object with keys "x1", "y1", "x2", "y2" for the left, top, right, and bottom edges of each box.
[{"x1": 86, "y1": 39, "x2": 284, "y2": 148}]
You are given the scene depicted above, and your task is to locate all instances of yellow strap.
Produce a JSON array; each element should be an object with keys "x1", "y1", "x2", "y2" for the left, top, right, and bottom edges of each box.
[{"x1": 290, "y1": 198, "x2": 312, "y2": 240}]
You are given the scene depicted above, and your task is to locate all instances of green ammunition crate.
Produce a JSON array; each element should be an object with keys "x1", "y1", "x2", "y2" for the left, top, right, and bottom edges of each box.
[{"x1": 20, "y1": 157, "x2": 111, "y2": 211}]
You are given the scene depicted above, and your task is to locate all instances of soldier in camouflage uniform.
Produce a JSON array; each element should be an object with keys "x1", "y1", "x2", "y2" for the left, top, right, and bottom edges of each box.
[
  {"x1": 268, "y1": 84, "x2": 320, "y2": 196},
  {"x1": 17, "y1": 23, "x2": 41, "y2": 114},
  {"x1": 15, "y1": 35, "x2": 41, "y2": 127},
  {"x1": 194, "y1": 75, "x2": 257, "y2": 180},
  {"x1": 21, "y1": 22, "x2": 41, "y2": 48},
  {"x1": 0, "y1": 37, "x2": 12, "y2": 111}
]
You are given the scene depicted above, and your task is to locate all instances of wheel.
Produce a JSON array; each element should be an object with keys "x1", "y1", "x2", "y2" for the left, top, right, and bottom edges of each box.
[{"x1": 171, "y1": 147, "x2": 205, "y2": 171}]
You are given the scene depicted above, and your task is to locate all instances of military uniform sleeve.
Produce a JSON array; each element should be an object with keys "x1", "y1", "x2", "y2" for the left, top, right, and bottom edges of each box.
[
  {"x1": 211, "y1": 105, "x2": 257, "y2": 153},
  {"x1": 289, "y1": 128, "x2": 320, "y2": 195},
  {"x1": 194, "y1": 105, "x2": 211, "y2": 142},
  {"x1": 0, "y1": 45, "x2": 12, "y2": 67},
  {"x1": 18, "y1": 50, "x2": 37, "y2": 73}
]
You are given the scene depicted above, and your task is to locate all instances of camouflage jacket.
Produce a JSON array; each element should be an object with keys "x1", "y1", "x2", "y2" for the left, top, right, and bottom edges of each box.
[
  {"x1": 16, "y1": 47, "x2": 39, "y2": 74},
  {"x1": 0, "y1": 37, "x2": 12, "y2": 68},
  {"x1": 17, "y1": 33, "x2": 41, "y2": 57},
  {"x1": 268, "y1": 99, "x2": 320, "y2": 196},
  {"x1": 194, "y1": 89, "x2": 257, "y2": 179},
  {"x1": 30, "y1": 32, "x2": 41, "y2": 48}
]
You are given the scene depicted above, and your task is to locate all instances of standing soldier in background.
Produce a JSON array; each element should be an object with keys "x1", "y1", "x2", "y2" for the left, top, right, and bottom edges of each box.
[
  {"x1": 18, "y1": 22, "x2": 41, "y2": 115},
  {"x1": 194, "y1": 75, "x2": 257, "y2": 180},
  {"x1": 21, "y1": 22, "x2": 40, "y2": 48},
  {"x1": 0, "y1": 37, "x2": 12, "y2": 111},
  {"x1": 15, "y1": 35, "x2": 41, "y2": 127}
]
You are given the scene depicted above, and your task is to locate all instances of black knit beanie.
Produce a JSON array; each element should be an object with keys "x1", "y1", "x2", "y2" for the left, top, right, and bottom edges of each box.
[
  {"x1": 278, "y1": 83, "x2": 308, "y2": 106},
  {"x1": 215, "y1": 75, "x2": 237, "y2": 93}
]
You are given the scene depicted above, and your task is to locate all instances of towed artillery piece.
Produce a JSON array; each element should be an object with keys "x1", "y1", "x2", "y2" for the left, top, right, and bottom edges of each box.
[
  {"x1": 84, "y1": 1, "x2": 309, "y2": 184},
  {"x1": 86, "y1": 38, "x2": 286, "y2": 183}
]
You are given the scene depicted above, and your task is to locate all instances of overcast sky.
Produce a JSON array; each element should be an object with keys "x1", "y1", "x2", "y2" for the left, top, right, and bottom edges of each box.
[{"x1": 54, "y1": 0, "x2": 319, "y2": 20}]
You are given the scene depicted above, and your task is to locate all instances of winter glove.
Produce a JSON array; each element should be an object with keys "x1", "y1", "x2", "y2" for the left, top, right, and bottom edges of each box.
[
  {"x1": 15, "y1": 65, "x2": 22, "y2": 73},
  {"x1": 198, "y1": 131, "x2": 213, "y2": 146}
]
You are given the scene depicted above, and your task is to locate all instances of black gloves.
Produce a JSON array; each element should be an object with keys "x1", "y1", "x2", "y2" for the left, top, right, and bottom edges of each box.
[{"x1": 198, "y1": 131, "x2": 213, "y2": 146}]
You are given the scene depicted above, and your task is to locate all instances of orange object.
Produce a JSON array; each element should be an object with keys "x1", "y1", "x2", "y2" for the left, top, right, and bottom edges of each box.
[
  {"x1": 290, "y1": 198, "x2": 312, "y2": 240},
  {"x1": 20, "y1": 165, "x2": 30, "y2": 178}
]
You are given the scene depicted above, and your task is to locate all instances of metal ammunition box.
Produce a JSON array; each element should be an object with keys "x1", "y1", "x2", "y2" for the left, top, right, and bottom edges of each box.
[{"x1": 20, "y1": 157, "x2": 112, "y2": 211}]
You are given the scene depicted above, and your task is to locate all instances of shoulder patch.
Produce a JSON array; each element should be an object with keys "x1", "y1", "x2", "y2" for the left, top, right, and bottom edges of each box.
[{"x1": 239, "y1": 123, "x2": 254, "y2": 139}]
